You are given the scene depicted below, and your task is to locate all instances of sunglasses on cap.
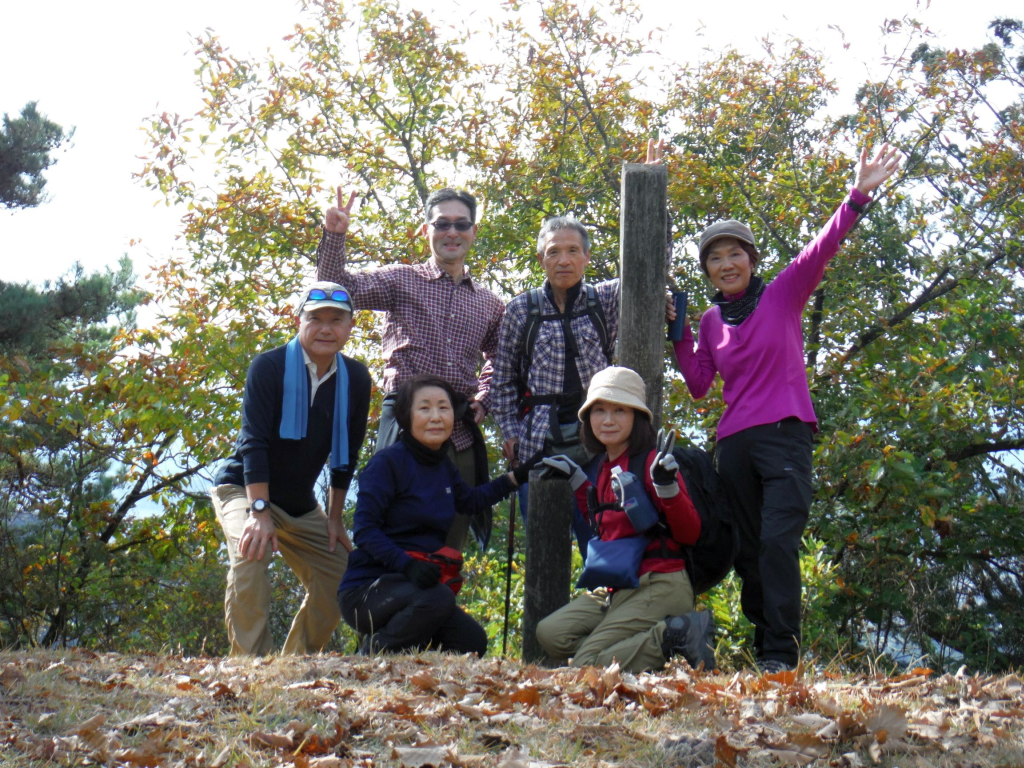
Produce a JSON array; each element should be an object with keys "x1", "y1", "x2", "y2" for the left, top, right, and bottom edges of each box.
[
  {"x1": 429, "y1": 219, "x2": 474, "y2": 232},
  {"x1": 306, "y1": 288, "x2": 351, "y2": 303}
]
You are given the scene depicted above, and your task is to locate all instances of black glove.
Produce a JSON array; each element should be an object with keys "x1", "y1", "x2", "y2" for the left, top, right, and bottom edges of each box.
[
  {"x1": 512, "y1": 449, "x2": 546, "y2": 486},
  {"x1": 403, "y1": 559, "x2": 441, "y2": 589},
  {"x1": 651, "y1": 429, "x2": 680, "y2": 498}
]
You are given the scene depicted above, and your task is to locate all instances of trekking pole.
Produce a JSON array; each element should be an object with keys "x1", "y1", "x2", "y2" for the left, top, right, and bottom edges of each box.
[{"x1": 502, "y1": 488, "x2": 517, "y2": 657}]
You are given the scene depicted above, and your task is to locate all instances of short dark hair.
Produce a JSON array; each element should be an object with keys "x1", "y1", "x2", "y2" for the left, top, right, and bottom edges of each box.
[
  {"x1": 536, "y1": 216, "x2": 590, "y2": 254},
  {"x1": 424, "y1": 188, "x2": 477, "y2": 224},
  {"x1": 579, "y1": 407, "x2": 657, "y2": 458},
  {"x1": 393, "y1": 374, "x2": 457, "y2": 432}
]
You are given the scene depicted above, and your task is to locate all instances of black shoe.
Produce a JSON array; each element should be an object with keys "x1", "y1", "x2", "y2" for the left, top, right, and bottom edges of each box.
[
  {"x1": 758, "y1": 658, "x2": 796, "y2": 675},
  {"x1": 661, "y1": 610, "x2": 716, "y2": 671}
]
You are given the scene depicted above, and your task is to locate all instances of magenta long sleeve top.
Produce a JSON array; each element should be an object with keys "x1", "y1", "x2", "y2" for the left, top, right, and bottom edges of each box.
[{"x1": 673, "y1": 188, "x2": 870, "y2": 440}]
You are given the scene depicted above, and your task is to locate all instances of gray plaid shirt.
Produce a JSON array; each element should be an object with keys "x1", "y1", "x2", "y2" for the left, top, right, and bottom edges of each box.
[{"x1": 492, "y1": 279, "x2": 620, "y2": 459}]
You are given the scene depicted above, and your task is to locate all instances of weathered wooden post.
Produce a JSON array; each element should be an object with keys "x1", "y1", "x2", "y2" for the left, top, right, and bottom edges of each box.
[
  {"x1": 618, "y1": 162, "x2": 668, "y2": 426},
  {"x1": 521, "y1": 470, "x2": 574, "y2": 664}
]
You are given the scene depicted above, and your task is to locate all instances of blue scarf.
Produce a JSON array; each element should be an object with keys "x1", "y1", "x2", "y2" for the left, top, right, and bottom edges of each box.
[{"x1": 279, "y1": 336, "x2": 349, "y2": 471}]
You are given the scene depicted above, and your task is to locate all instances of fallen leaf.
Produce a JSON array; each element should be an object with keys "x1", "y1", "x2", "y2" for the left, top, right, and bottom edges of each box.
[
  {"x1": 765, "y1": 733, "x2": 828, "y2": 766},
  {"x1": 866, "y1": 704, "x2": 907, "y2": 741},
  {"x1": 72, "y1": 713, "x2": 106, "y2": 735},
  {"x1": 410, "y1": 671, "x2": 439, "y2": 692},
  {"x1": 393, "y1": 744, "x2": 449, "y2": 768},
  {"x1": 790, "y1": 713, "x2": 831, "y2": 730},
  {"x1": 249, "y1": 731, "x2": 295, "y2": 750},
  {"x1": 714, "y1": 734, "x2": 738, "y2": 767},
  {"x1": 307, "y1": 758, "x2": 350, "y2": 768}
]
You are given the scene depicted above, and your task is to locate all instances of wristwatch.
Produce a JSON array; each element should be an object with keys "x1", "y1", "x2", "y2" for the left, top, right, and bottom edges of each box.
[{"x1": 247, "y1": 498, "x2": 270, "y2": 515}]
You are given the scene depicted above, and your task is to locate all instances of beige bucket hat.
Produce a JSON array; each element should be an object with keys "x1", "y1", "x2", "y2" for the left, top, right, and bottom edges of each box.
[{"x1": 578, "y1": 366, "x2": 652, "y2": 421}]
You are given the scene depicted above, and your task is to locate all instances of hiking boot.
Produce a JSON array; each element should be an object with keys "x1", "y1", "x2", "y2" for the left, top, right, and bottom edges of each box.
[
  {"x1": 661, "y1": 610, "x2": 716, "y2": 671},
  {"x1": 758, "y1": 658, "x2": 796, "y2": 675}
]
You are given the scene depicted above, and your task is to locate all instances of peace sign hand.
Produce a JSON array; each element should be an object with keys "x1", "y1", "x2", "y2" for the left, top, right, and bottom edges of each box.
[
  {"x1": 651, "y1": 429, "x2": 680, "y2": 497},
  {"x1": 325, "y1": 187, "x2": 357, "y2": 234}
]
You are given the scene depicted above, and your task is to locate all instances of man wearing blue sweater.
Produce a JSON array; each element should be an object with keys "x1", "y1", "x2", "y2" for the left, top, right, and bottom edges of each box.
[{"x1": 210, "y1": 281, "x2": 372, "y2": 655}]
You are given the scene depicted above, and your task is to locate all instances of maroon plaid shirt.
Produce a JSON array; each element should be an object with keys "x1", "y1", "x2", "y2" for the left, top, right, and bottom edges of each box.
[{"x1": 315, "y1": 231, "x2": 504, "y2": 452}]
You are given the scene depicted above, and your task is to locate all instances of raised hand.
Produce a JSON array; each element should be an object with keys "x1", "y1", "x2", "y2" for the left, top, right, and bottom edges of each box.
[
  {"x1": 645, "y1": 137, "x2": 665, "y2": 165},
  {"x1": 651, "y1": 429, "x2": 680, "y2": 497},
  {"x1": 540, "y1": 454, "x2": 588, "y2": 491},
  {"x1": 853, "y1": 144, "x2": 901, "y2": 197},
  {"x1": 325, "y1": 187, "x2": 357, "y2": 234}
]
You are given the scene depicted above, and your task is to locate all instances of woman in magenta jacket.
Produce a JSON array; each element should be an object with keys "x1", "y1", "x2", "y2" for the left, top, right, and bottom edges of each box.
[{"x1": 673, "y1": 145, "x2": 900, "y2": 673}]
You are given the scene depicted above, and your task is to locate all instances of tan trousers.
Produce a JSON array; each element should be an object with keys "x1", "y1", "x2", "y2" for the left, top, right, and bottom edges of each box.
[
  {"x1": 210, "y1": 484, "x2": 348, "y2": 656},
  {"x1": 535, "y1": 570, "x2": 695, "y2": 673}
]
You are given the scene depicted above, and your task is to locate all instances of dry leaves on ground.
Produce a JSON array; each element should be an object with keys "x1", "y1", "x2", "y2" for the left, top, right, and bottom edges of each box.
[{"x1": 1, "y1": 652, "x2": 1022, "y2": 767}]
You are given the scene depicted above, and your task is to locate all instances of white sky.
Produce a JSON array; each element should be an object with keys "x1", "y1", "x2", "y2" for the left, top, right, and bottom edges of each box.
[{"x1": 0, "y1": 0, "x2": 1018, "y2": 287}]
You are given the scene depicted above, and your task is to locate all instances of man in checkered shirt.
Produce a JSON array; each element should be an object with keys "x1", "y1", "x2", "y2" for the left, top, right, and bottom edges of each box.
[
  {"x1": 491, "y1": 216, "x2": 619, "y2": 540},
  {"x1": 315, "y1": 187, "x2": 504, "y2": 551}
]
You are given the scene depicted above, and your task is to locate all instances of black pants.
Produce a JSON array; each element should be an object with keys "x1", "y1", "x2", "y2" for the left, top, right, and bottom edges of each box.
[
  {"x1": 339, "y1": 574, "x2": 488, "y2": 657},
  {"x1": 716, "y1": 418, "x2": 813, "y2": 666}
]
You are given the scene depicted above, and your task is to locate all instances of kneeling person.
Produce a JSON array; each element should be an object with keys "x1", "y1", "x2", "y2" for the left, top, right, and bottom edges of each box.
[
  {"x1": 210, "y1": 282, "x2": 371, "y2": 655},
  {"x1": 535, "y1": 366, "x2": 715, "y2": 673},
  {"x1": 339, "y1": 375, "x2": 534, "y2": 656}
]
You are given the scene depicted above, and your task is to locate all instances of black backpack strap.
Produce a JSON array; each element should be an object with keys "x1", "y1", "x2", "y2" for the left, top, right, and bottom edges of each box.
[
  {"x1": 519, "y1": 287, "x2": 545, "y2": 383},
  {"x1": 582, "y1": 283, "x2": 612, "y2": 364}
]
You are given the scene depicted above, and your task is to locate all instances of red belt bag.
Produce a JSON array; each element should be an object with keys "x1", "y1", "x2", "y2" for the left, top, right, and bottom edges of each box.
[{"x1": 405, "y1": 546, "x2": 464, "y2": 595}]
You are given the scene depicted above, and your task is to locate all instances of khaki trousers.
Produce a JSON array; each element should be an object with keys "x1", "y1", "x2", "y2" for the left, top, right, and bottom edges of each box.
[
  {"x1": 535, "y1": 570, "x2": 695, "y2": 673},
  {"x1": 210, "y1": 484, "x2": 348, "y2": 656}
]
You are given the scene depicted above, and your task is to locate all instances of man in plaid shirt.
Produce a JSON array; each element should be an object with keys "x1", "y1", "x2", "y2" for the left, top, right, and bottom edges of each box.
[
  {"x1": 492, "y1": 216, "x2": 619, "y2": 536},
  {"x1": 315, "y1": 187, "x2": 504, "y2": 550}
]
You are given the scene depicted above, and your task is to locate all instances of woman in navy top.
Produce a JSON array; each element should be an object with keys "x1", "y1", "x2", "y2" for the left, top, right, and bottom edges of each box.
[{"x1": 339, "y1": 375, "x2": 529, "y2": 655}]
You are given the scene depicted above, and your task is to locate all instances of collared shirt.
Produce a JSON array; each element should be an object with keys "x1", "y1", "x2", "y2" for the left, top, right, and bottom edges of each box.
[
  {"x1": 301, "y1": 345, "x2": 338, "y2": 403},
  {"x1": 492, "y1": 278, "x2": 620, "y2": 459},
  {"x1": 316, "y1": 232, "x2": 505, "y2": 452}
]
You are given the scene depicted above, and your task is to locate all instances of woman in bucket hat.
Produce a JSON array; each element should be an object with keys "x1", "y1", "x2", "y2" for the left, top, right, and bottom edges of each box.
[
  {"x1": 672, "y1": 145, "x2": 901, "y2": 674},
  {"x1": 534, "y1": 366, "x2": 715, "y2": 673}
]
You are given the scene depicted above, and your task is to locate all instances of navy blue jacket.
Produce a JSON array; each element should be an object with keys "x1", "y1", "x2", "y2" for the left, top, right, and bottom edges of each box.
[
  {"x1": 215, "y1": 343, "x2": 372, "y2": 516},
  {"x1": 339, "y1": 440, "x2": 515, "y2": 591}
]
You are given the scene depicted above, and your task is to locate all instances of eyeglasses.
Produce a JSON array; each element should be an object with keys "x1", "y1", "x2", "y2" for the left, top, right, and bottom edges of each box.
[
  {"x1": 306, "y1": 288, "x2": 350, "y2": 303},
  {"x1": 429, "y1": 219, "x2": 474, "y2": 232}
]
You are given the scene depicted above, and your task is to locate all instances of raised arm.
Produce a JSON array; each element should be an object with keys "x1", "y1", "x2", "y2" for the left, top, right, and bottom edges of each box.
[
  {"x1": 314, "y1": 187, "x2": 398, "y2": 311},
  {"x1": 773, "y1": 144, "x2": 902, "y2": 310}
]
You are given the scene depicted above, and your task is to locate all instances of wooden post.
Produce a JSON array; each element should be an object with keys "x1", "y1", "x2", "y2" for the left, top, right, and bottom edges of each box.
[
  {"x1": 618, "y1": 162, "x2": 668, "y2": 426},
  {"x1": 521, "y1": 470, "x2": 574, "y2": 664}
]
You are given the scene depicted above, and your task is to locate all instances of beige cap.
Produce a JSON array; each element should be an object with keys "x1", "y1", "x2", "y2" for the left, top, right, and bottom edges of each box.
[
  {"x1": 578, "y1": 366, "x2": 652, "y2": 421},
  {"x1": 296, "y1": 281, "x2": 354, "y2": 315}
]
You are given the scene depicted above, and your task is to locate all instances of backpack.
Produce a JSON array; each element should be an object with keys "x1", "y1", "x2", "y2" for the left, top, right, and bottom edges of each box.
[
  {"x1": 579, "y1": 447, "x2": 738, "y2": 595},
  {"x1": 670, "y1": 445, "x2": 739, "y2": 595}
]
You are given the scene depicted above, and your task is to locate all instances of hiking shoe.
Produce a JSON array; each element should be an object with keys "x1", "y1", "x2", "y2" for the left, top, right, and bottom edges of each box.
[
  {"x1": 662, "y1": 610, "x2": 716, "y2": 671},
  {"x1": 758, "y1": 658, "x2": 796, "y2": 675}
]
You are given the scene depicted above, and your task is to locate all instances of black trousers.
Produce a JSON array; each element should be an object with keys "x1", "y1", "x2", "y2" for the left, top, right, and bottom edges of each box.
[
  {"x1": 716, "y1": 418, "x2": 813, "y2": 666},
  {"x1": 339, "y1": 574, "x2": 488, "y2": 657}
]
